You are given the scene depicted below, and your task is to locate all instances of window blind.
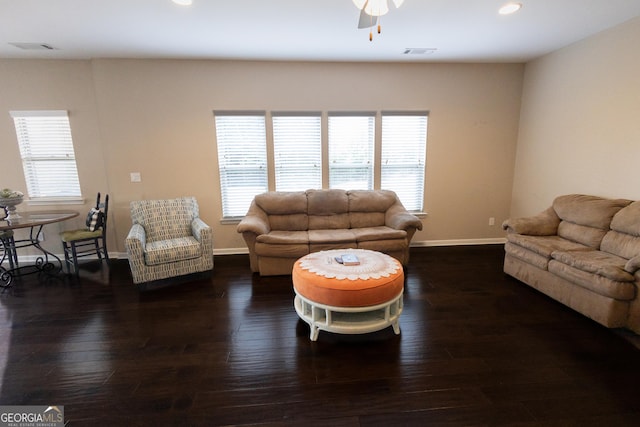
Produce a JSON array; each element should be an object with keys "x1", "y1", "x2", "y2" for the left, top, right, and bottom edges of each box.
[
  {"x1": 10, "y1": 110, "x2": 82, "y2": 199},
  {"x1": 214, "y1": 112, "x2": 268, "y2": 218},
  {"x1": 272, "y1": 113, "x2": 322, "y2": 191},
  {"x1": 328, "y1": 114, "x2": 375, "y2": 190},
  {"x1": 381, "y1": 113, "x2": 428, "y2": 211}
]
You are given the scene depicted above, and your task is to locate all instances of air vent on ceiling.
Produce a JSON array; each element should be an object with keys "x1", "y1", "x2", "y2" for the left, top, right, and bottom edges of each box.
[
  {"x1": 9, "y1": 42, "x2": 57, "y2": 51},
  {"x1": 403, "y1": 48, "x2": 437, "y2": 55}
]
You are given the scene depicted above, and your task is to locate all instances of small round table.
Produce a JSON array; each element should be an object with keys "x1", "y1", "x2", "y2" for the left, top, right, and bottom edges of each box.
[{"x1": 292, "y1": 249, "x2": 404, "y2": 341}]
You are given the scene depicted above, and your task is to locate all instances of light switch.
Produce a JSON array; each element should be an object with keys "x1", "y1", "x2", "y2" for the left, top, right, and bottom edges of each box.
[{"x1": 130, "y1": 172, "x2": 142, "y2": 183}]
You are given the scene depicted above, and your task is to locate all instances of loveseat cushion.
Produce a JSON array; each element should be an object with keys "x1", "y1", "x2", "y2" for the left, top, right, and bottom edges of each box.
[
  {"x1": 507, "y1": 234, "x2": 589, "y2": 259},
  {"x1": 548, "y1": 260, "x2": 636, "y2": 300},
  {"x1": 144, "y1": 236, "x2": 202, "y2": 266},
  {"x1": 553, "y1": 195, "x2": 631, "y2": 248},
  {"x1": 553, "y1": 195, "x2": 632, "y2": 230},
  {"x1": 600, "y1": 201, "x2": 640, "y2": 260},
  {"x1": 551, "y1": 250, "x2": 635, "y2": 282}
]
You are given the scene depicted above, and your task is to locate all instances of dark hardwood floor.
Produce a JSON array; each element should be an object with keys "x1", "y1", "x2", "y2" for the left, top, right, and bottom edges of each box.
[{"x1": 1, "y1": 245, "x2": 639, "y2": 426}]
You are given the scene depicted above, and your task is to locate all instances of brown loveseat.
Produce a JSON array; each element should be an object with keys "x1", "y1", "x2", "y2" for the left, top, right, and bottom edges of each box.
[
  {"x1": 237, "y1": 189, "x2": 423, "y2": 276},
  {"x1": 503, "y1": 194, "x2": 640, "y2": 333}
]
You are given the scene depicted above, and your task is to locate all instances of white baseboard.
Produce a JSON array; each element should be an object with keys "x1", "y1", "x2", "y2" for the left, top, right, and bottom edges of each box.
[
  {"x1": 10, "y1": 240, "x2": 504, "y2": 263},
  {"x1": 411, "y1": 238, "x2": 506, "y2": 247}
]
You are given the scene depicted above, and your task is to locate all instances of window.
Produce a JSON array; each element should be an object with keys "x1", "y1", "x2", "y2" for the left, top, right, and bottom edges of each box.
[
  {"x1": 213, "y1": 110, "x2": 427, "y2": 219},
  {"x1": 272, "y1": 113, "x2": 322, "y2": 191},
  {"x1": 214, "y1": 112, "x2": 268, "y2": 218},
  {"x1": 10, "y1": 110, "x2": 82, "y2": 200},
  {"x1": 328, "y1": 113, "x2": 375, "y2": 190},
  {"x1": 381, "y1": 112, "x2": 428, "y2": 211}
]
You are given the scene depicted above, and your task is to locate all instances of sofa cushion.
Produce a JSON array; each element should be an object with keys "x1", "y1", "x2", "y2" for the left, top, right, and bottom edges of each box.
[
  {"x1": 548, "y1": 260, "x2": 636, "y2": 300},
  {"x1": 358, "y1": 239, "x2": 407, "y2": 252},
  {"x1": 307, "y1": 190, "x2": 350, "y2": 230},
  {"x1": 256, "y1": 230, "x2": 308, "y2": 244},
  {"x1": 348, "y1": 190, "x2": 396, "y2": 212},
  {"x1": 352, "y1": 226, "x2": 407, "y2": 242},
  {"x1": 255, "y1": 242, "x2": 309, "y2": 258},
  {"x1": 601, "y1": 231, "x2": 640, "y2": 261},
  {"x1": 505, "y1": 242, "x2": 550, "y2": 270},
  {"x1": 144, "y1": 236, "x2": 201, "y2": 266},
  {"x1": 553, "y1": 194, "x2": 631, "y2": 229},
  {"x1": 557, "y1": 222, "x2": 608, "y2": 248},
  {"x1": 255, "y1": 191, "x2": 307, "y2": 215},
  {"x1": 507, "y1": 234, "x2": 589, "y2": 258},
  {"x1": 551, "y1": 250, "x2": 635, "y2": 282},
  {"x1": 610, "y1": 200, "x2": 640, "y2": 236},
  {"x1": 350, "y1": 212, "x2": 386, "y2": 228},
  {"x1": 308, "y1": 229, "x2": 356, "y2": 244},
  {"x1": 269, "y1": 214, "x2": 309, "y2": 231}
]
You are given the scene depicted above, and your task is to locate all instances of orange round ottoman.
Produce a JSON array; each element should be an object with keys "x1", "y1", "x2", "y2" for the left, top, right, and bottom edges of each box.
[{"x1": 292, "y1": 249, "x2": 404, "y2": 341}]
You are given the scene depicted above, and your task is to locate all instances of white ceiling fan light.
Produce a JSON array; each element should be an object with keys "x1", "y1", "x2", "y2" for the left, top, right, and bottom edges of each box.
[
  {"x1": 353, "y1": 0, "x2": 404, "y2": 17},
  {"x1": 498, "y1": 2, "x2": 522, "y2": 15},
  {"x1": 354, "y1": 0, "x2": 406, "y2": 41}
]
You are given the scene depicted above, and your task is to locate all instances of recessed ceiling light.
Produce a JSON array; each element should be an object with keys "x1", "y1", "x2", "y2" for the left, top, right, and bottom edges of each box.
[
  {"x1": 172, "y1": 0, "x2": 192, "y2": 6},
  {"x1": 499, "y1": 2, "x2": 522, "y2": 15}
]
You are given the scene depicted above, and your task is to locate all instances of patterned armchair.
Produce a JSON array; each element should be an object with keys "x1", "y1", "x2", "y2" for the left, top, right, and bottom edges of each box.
[{"x1": 125, "y1": 197, "x2": 213, "y2": 284}]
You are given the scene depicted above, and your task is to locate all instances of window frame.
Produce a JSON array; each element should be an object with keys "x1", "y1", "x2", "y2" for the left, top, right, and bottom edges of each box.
[{"x1": 9, "y1": 110, "x2": 83, "y2": 203}]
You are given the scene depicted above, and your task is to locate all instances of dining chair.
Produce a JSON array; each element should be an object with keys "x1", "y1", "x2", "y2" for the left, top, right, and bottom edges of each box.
[{"x1": 60, "y1": 193, "x2": 109, "y2": 276}]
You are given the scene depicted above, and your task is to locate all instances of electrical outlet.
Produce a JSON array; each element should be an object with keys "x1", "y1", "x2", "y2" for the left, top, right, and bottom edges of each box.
[
  {"x1": 38, "y1": 232, "x2": 45, "y2": 242},
  {"x1": 130, "y1": 172, "x2": 142, "y2": 183},
  {"x1": 489, "y1": 217, "x2": 496, "y2": 226}
]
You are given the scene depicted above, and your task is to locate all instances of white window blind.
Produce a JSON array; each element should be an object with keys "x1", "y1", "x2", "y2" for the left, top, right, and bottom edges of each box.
[
  {"x1": 272, "y1": 113, "x2": 322, "y2": 191},
  {"x1": 10, "y1": 110, "x2": 82, "y2": 199},
  {"x1": 381, "y1": 112, "x2": 428, "y2": 211},
  {"x1": 328, "y1": 113, "x2": 375, "y2": 190},
  {"x1": 214, "y1": 112, "x2": 268, "y2": 218}
]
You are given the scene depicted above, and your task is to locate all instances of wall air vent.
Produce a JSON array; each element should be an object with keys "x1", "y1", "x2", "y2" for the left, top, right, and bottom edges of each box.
[
  {"x1": 403, "y1": 48, "x2": 437, "y2": 55},
  {"x1": 9, "y1": 42, "x2": 57, "y2": 50}
]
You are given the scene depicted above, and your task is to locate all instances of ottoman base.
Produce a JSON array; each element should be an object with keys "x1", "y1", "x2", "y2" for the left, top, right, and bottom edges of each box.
[{"x1": 294, "y1": 290, "x2": 403, "y2": 341}]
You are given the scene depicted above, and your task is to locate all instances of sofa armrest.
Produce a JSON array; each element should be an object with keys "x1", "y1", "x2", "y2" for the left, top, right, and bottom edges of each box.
[
  {"x1": 125, "y1": 223, "x2": 147, "y2": 258},
  {"x1": 502, "y1": 206, "x2": 560, "y2": 235},
  {"x1": 625, "y1": 255, "x2": 640, "y2": 274},
  {"x1": 385, "y1": 203, "x2": 423, "y2": 232},
  {"x1": 237, "y1": 201, "x2": 270, "y2": 236}
]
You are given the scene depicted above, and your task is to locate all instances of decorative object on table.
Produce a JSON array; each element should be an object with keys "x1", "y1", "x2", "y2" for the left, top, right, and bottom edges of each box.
[
  {"x1": 0, "y1": 188, "x2": 24, "y2": 221},
  {"x1": 60, "y1": 193, "x2": 109, "y2": 277}
]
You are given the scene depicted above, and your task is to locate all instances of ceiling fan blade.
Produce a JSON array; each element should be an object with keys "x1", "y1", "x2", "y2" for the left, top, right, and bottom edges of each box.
[{"x1": 357, "y1": 6, "x2": 378, "y2": 29}]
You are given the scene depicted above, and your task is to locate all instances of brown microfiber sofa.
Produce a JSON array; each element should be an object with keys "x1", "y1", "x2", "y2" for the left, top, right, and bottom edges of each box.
[
  {"x1": 503, "y1": 194, "x2": 640, "y2": 333},
  {"x1": 237, "y1": 189, "x2": 423, "y2": 276}
]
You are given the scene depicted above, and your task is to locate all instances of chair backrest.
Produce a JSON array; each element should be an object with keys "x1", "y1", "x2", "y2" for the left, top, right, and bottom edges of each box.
[
  {"x1": 130, "y1": 197, "x2": 199, "y2": 243},
  {"x1": 98, "y1": 193, "x2": 109, "y2": 237}
]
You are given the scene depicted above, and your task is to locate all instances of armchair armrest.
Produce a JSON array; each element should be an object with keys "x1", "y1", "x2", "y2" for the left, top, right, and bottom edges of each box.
[
  {"x1": 502, "y1": 206, "x2": 560, "y2": 235},
  {"x1": 125, "y1": 223, "x2": 147, "y2": 259},
  {"x1": 385, "y1": 203, "x2": 423, "y2": 232},
  {"x1": 191, "y1": 217, "x2": 211, "y2": 242}
]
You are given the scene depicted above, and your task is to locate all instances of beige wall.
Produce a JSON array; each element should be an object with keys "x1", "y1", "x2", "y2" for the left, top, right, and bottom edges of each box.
[
  {"x1": 510, "y1": 16, "x2": 640, "y2": 217},
  {"x1": 1, "y1": 59, "x2": 523, "y2": 256}
]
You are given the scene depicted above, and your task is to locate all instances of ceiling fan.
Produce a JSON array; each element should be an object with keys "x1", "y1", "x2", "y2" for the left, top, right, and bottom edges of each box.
[{"x1": 354, "y1": 0, "x2": 405, "y2": 40}]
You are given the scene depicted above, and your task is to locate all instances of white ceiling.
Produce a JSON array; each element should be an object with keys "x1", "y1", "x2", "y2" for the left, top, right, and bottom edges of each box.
[{"x1": 2, "y1": 0, "x2": 640, "y2": 63}]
